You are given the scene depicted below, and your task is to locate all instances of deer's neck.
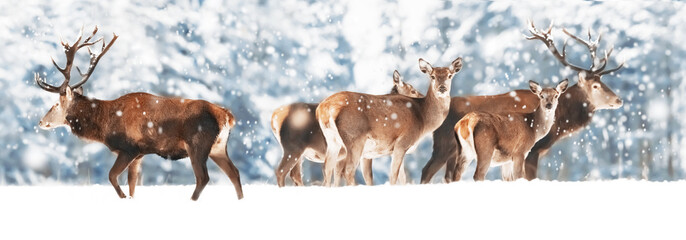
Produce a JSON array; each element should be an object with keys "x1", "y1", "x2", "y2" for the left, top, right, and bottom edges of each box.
[
  {"x1": 530, "y1": 106, "x2": 556, "y2": 142},
  {"x1": 66, "y1": 95, "x2": 107, "y2": 142},
  {"x1": 555, "y1": 84, "x2": 594, "y2": 134},
  {"x1": 419, "y1": 84, "x2": 451, "y2": 132}
]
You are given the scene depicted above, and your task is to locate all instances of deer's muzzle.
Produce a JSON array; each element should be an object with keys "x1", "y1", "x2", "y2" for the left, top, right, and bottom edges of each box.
[{"x1": 438, "y1": 85, "x2": 448, "y2": 94}]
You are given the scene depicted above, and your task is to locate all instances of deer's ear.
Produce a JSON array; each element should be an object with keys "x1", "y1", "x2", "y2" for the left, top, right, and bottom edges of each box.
[
  {"x1": 393, "y1": 70, "x2": 402, "y2": 86},
  {"x1": 73, "y1": 86, "x2": 84, "y2": 95},
  {"x1": 577, "y1": 71, "x2": 588, "y2": 86},
  {"x1": 450, "y1": 57, "x2": 463, "y2": 73},
  {"x1": 64, "y1": 87, "x2": 74, "y2": 101},
  {"x1": 419, "y1": 58, "x2": 433, "y2": 74},
  {"x1": 529, "y1": 80, "x2": 542, "y2": 94},
  {"x1": 556, "y1": 79, "x2": 569, "y2": 93}
]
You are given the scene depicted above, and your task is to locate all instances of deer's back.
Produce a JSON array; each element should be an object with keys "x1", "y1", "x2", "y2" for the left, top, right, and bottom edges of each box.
[
  {"x1": 94, "y1": 92, "x2": 231, "y2": 159},
  {"x1": 468, "y1": 111, "x2": 537, "y2": 156}
]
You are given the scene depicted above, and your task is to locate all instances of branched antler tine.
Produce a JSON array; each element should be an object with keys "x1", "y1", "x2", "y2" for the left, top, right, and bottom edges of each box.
[
  {"x1": 563, "y1": 28, "x2": 593, "y2": 49},
  {"x1": 526, "y1": 19, "x2": 538, "y2": 38},
  {"x1": 82, "y1": 26, "x2": 98, "y2": 44},
  {"x1": 50, "y1": 56, "x2": 67, "y2": 75},
  {"x1": 79, "y1": 37, "x2": 102, "y2": 49},
  {"x1": 564, "y1": 28, "x2": 600, "y2": 70},
  {"x1": 599, "y1": 61, "x2": 624, "y2": 76},
  {"x1": 78, "y1": 28, "x2": 102, "y2": 49},
  {"x1": 71, "y1": 33, "x2": 118, "y2": 89},
  {"x1": 34, "y1": 72, "x2": 61, "y2": 93},
  {"x1": 71, "y1": 28, "x2": 84, "y2": 49},
  {"x1": 594, "y1": 47, "x2": 613, "y2": 73},
  {"x1": 527, "y1": 22, "x2": 587, "y2": 72}
]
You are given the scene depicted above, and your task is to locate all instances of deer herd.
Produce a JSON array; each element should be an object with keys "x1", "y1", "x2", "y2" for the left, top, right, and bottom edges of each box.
[{"x1": 35, "y1": 21, "x2": 624, "y2": 200}]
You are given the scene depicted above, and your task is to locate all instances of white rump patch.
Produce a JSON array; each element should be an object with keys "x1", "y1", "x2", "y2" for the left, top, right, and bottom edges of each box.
[{"x1": 210, "y1": 118, "x2": 231, "y2": 155}]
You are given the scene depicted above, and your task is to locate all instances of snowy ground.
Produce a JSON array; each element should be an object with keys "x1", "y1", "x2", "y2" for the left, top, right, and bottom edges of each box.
[{"x1": 1, "y1": 181, "x2": 683, "y2": 239}]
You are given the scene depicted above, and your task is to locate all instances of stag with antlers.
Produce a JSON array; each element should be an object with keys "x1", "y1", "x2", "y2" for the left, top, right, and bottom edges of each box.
[
  {"x1": 36, "y1": 27, "x2": 243, "y2": 200},
  {"x1": 420, "y1": 21, "x2": 624, "y2": 183}
]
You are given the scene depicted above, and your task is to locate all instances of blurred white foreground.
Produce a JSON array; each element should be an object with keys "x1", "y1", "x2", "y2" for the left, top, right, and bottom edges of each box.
[{"x1": 1, "y1": 181, "x2": 683, "y2": 239}]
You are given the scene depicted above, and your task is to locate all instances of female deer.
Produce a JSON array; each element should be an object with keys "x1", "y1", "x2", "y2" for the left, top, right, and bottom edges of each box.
[
  {"x1": 317, "y1": 58, "x2": 462, "y2": 186},
  {"x1": 454, "y1": 80, "x2": 568, "y2": 180},
  {"x1": 271, "y1": 71, "x2": 423, "y2": 187}
]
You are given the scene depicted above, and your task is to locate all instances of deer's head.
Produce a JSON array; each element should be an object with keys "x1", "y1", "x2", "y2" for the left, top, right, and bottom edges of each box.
[
  {"x1": 391, "y1": 70, "x2": 424, "y2": 98},
  {"x1": 529, "y1": 79, "x2": 568, "y2": 114},
  {"x1": 527, "y1": 21, "x2": 624, "y2": 111},
  {"x1": 576, "y1": 71, "x2": 622, "y2": 110},
  {"x1": 418, "y1": 57, "x2": 462, "y2": 98},
  {"x1": 36, "y1": 26, "x2": 117, "y2": 129}
]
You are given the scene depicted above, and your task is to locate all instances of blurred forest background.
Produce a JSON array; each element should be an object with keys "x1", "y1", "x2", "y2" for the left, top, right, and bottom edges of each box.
[{"x1": 0, "y1": 0, "x2": 684, "y2": 185}]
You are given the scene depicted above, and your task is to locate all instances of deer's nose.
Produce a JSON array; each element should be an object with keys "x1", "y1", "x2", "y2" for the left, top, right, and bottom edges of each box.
[
  {"x1": 616, "y1": 98, "x2": 623, "y2": 105},
  {"x1": 545, "y1": 103, "x2": 553, "y2": 109},
  {"x1": 438, "y1": 85, "x2": 448, "y2": 93}
]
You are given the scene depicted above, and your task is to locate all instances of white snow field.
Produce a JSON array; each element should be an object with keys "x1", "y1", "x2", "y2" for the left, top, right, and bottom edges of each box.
[{"x1": 1, "y1": 181, "x2": 683, "y2": 239}]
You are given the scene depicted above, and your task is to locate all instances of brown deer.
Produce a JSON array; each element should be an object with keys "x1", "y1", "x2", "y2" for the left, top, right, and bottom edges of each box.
[
  {"x1": 36, "y1": 27, "x2": 243, "y2": 201},
  {"x1": 271, "y1": 71, "x2": 424, "y2": 187},
  {"x1": 454, "y1": 80, "x2": 568, "y2": 180},
  {"x1": 420, "y1": 21, "x2": 624, "y2": 183},
  {"x1": 317, "y1": 57, "x2": 462, "y2": 186}
]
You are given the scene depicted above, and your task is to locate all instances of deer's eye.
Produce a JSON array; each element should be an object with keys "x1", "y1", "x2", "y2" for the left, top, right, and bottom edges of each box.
[{"x1": 593, "y1": 84, "x2": 600, "y2": 89}]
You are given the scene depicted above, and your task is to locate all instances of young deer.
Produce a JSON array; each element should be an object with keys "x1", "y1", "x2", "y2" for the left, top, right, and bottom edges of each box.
[
  {"x1": 420, "y1": 22, "x2": 624, "y2": 183},
  {"x1": 271, "y1": 71, "x2": 424, "y2": 187},
  {"x1": 454, "y1": 80, "x2": 568, "y2": 180},
  {"x1": 36, "y1": 27, "x2": 242, "y2": 201},
  {"x1": 317, "y1": 57, "x2": 462, "y2": 186}
]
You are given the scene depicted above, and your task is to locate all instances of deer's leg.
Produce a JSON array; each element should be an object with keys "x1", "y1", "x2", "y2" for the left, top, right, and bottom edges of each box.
[
  {"x1": 513, "y1": 155, "x2": 526, "y2": 180},
  {"x1": 452, "y1": 154, "x2": 470, "y2": 182},
  {"x1": 333, "y1": 160, "x2": 347, "y2": 187},
  {"x1": 289, "y1": 157, "x2": 304, "y2": 186},
  {"x1": 322, "y1": 158, "x2": 335, "y2": 187},
  {"x1": 444, "y1": 149, "x2": 458, "y2": 183},
  {"x1": 500, "y1": 161, "x2": 515, "y2": 181},
  {"x1": 397, "y1": 161, "x2": 408, "y2": 185},
  {"x1": 525, "y1": 133, "x2": 556, "y2": 180},
  {"x1": 109, "y1": 152, "x2": 137, "y2": 199},
  {"x1": 473, "y1": 133, "x2": 495, "y2": 181},
  {"x1": 447, "y1": 137, "x2": 464, "y2": 182},
  {"x1": 421, "y1": 126, "x2": 458, "y2": 184},
  {"x1": 322, "y1": 139, "x2": 344, "y2": 187},
  {"x1": 275, "y1": 149, "x2": 304, "y2": 187},
  {"x1": 389, "y1": 148, "x2": 408, "y2": 185},
  {"x1": 209, "y1": 147, "x2": 244, "y2": 200},
  {"x1": 342, "y1": 138, "x2": 365, "y2": 186},
  {"x1": 360, "y1": 158, "x2": 374, "y2": 186},
  {"x1": 188, "y1": 141, "x2": 213, "y2": 201},
  {"x1": 127, "y1": 155, "x2": 143, "y2": 198},
  {"x1": 473, "y1": 151, "x2": 493, "y2": 181}
]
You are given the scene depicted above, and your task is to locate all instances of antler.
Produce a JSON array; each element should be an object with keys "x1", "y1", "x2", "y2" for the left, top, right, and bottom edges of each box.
[
  {"x1": 35, "y1": 26, "x2": 117, "y2": 93},
  {"x1": 526, "y1": 20, "x2": 587, "y2": 73},
  {"x1": 72, "y1": 32, "x2": 118, "y2": 89},
  {"x1": 526, "y1": 20, "x2": 624, "y2": 76}
]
